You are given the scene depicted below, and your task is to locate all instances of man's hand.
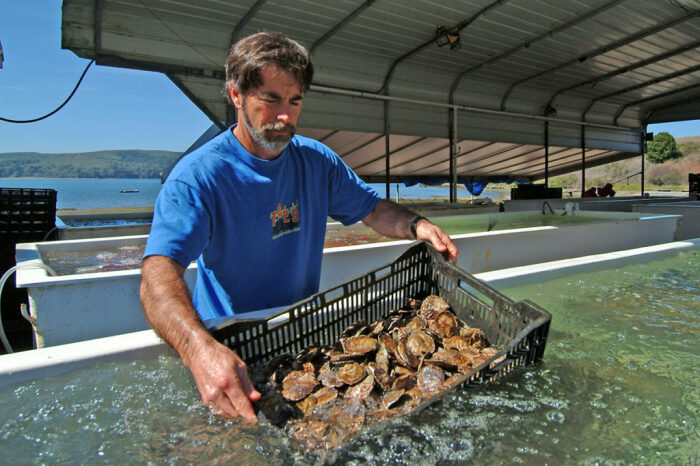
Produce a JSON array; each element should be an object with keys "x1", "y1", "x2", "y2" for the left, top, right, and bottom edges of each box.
[
  {"x1": 185, "y1": 336, "x2": 261, "y2": 421},
  {"x1": 361, "y1": 199, "x2": 459, "y2": 264},
  {"x1": 140, "y1": 255, "x2": 261, "y2": 421},
  {"x1": 414, "y1": 218, "x2": 458, "y2": 264}
]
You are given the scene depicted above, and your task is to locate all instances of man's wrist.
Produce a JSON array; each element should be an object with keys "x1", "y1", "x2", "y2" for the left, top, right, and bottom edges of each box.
[{"x1": 409, "y1": 216, "x2": 427, "y2": 239}]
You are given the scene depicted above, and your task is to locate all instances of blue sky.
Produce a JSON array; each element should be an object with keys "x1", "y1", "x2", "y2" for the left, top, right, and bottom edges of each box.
[{"x1": 0, "y1": 2, "x2": 698, "y2": 154}]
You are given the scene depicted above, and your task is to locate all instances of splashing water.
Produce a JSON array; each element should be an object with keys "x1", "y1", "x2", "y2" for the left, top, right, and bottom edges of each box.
[{"x1": 1, "y1": 250, "x2": 697, "y2": 463}]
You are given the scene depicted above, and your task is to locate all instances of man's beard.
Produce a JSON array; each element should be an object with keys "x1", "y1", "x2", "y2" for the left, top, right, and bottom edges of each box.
[{"x1": 241, "y1": 101, "x2": 295, "y2": 153}]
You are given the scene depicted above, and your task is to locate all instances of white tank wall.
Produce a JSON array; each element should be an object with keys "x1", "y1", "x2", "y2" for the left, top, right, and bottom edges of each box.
[
  {"x1": 504, "y1": 196, "x2": 690, "y2": 213},
  {"x1": 15, "y1": 212, "x2": 680, "y2": 348},
  {"x1": 4, "y1": 238, "x2": 697, "y2": 388},
  {"x1": 631, "y1": 202, "x2": 700, "y2": 240}
]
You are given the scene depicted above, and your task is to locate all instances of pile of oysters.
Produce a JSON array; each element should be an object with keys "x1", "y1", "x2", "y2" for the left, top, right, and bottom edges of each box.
[{"x1": 250, "y1": 295, "x2": 500, "y2": 454}]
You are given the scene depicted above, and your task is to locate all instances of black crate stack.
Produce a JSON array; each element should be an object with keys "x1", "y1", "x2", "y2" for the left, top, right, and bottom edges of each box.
[
  {"x1": 0, "y1": 187, "x2": 57, "y2": 353},
  {"x1": 510, "y1": 184, "x2": 563, "y2": 200},
  {"x1": 690, "y1": 173, "x2": 699, "y2": 200}
]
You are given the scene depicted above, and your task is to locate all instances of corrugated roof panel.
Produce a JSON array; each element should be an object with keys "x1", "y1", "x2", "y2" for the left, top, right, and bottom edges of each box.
[{"x1": 61, "y1": 0, "x2": 698, "y2": 183}]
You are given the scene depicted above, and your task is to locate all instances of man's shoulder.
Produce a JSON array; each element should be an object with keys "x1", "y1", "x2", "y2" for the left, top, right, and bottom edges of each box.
[
  {"x1": 168, "y1": 130, "x2": 238, "y2": 178},
  {"x1": 291, "y1": 133, "x2": 338, "y2": 160}
]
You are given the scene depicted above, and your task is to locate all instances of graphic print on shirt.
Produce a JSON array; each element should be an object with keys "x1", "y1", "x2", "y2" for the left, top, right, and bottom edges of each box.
[{"x1": 270, "y1": 200, "x2": 300, "y2": 239}]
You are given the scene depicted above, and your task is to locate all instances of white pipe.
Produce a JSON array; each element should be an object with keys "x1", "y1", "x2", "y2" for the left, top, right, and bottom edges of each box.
[
  {"x1": 0, "y1": 263, "x2": 57, "y2": 353},
  {"x1": 310, "y1": 83, "x2": 635, "y2": 132}
]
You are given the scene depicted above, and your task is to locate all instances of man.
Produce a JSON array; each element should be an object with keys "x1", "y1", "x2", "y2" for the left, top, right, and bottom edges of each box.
[{"x1": 140, "y1": 32, "x2": 458, "y2": 422}]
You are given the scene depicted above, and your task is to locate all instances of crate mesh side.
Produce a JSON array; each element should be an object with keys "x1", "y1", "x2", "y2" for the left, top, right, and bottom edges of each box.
[{"x1": 211, "y1": 243, "x2": 550, "y2": 376}]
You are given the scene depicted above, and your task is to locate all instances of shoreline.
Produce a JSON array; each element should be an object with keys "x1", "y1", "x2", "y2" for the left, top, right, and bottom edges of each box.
[{"x1": 54, "y1": 190, "x2": 688, "y2": 216}]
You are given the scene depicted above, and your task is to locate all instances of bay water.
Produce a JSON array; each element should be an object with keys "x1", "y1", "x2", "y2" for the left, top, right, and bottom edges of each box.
[{"x1": 0, "y1": 178, "x2": 500, "y2": 211}]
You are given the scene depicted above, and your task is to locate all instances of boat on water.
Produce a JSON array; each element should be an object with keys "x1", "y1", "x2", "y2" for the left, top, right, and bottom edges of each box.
[{"x1": 119, "y1": 189, "x2": 139, "y2": 193}]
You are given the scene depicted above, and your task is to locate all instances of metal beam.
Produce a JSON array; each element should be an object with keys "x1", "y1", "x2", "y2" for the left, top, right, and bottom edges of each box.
[
  {"x1": 449, "y1": 0, "x2": 625, "y2": 104},
  {"x1": 94, "y1": 53, "x2": 224, "y2": 80},
  {"x1": 456, "y1": 143, "x2": 528, "y2": 170},
  {"x1": 500, "y1": 12, "x2": 698, "y2": 110},
  {"x1": 645, "y1": 94, "x2": 700, "y2": 123},
  {"x1": 229, "y1": 0, "x2": 268, "y2": 47},
  {"x1": 416, "y1": 142, "x2": 496, "y2": 174},
  {"x1": 340, "y1": 133, "x2": 386, "y2": 158},
  {"x1": 310, "y1": 84, "x2": 635, "y2": 131},
  {"x1": 167, "y1": 74, "x2": 225, "y2": 130},
  {"x1": 581, "y1": 63, "x2": 700, "y2": 121},
  {"x1": 93, "y1": 0, "x2": 104, "y2": 56},
  {"x1": 546, "y1": 39, "x2": 700, "y2": 109},
  {"x1": 544, "y1": 121, "x2": 549, "y2": 187},
  {"x1": 310, "y1": 0, "x2": 376, "y2": 55},
  {"x1": 613, "y1": 83, "x2": 700, "y2": 125},
  {"x1": 356, "y1": 137, "x2": 431, "y2": 173},
  {"x1": 476, "y1": 147, "x2": 573, "y2": 176},
  {"x1": 380, "y1": 0, "x2": 508, "y2": 94},
  {"x1": 383, "y1": 142, "x2": 451, "y2": 174},
  {"x1": 384, "y1": 102, "x2": 390, "y2": 198},
  {"x1": 581, "y1": 126, "x2": 586, "y2": 197},
  {"x1": 317, "y1": 129, "x2": 340, "y2": 144},
  {"x1": 450, "y1": 107, "x2": 458, "y2": 202}
]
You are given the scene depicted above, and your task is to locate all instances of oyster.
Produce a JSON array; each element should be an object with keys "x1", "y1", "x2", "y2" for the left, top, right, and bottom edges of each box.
[
  {"x1": 337, "y1": 362, "x2": 365, "y2": 385},
  {"x1": 252, "y1": 293, "x2": 501, "y2": 456},
  {"x1": 417, "y1": 364, "x2": 445, "y2": 392},
  {"x1": 428, "y1": 311, "x2": 459, "y2": 338},
  {"x1": 282, "y1": 363, "x2": 318, "y2": 402},
  {"x1": 318, "y1": 362, "x2": 344, "y2": 388},
  {"x1": 382, "y1": 389, "x2": 406, "y2": 409},
  {"x1": 341, "y1": 335, "x2": 378, "y2": 355},
  {"x1": 345, "y1": 375, "x2": 375, "y2": 399},
  {"x1": 419, "y1": 295, "x2": 451, "y2": 320},
  {"x1": 461, "y1": 327, "x2": 488, "y2": 348}
]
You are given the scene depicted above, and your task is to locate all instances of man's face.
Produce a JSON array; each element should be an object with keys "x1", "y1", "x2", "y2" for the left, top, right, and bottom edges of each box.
[{"x1": 232, "y1": 65, "x2": 304, "y2": 157}]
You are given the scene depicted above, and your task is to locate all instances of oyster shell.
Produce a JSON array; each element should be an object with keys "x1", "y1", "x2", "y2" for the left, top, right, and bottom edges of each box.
[
  {"x1": 337, "y1": 362, "x2": 365, "y2": 385},
  {"x1": 345, "y1": 375, "x2": 375, "y2": 399},
  {"x1": 341, "y1": 335, "x2": 378, "y2": 355},
  {"x1": 282, "y1": 363, "x2": 318, "y2": 401}
]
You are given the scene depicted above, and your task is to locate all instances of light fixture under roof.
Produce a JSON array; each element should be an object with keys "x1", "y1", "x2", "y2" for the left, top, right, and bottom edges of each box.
[{"x1": 435, "y1": 26, "x2": 460, "y2": 50}]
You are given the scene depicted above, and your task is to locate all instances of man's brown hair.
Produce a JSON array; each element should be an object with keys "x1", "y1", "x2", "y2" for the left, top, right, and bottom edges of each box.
[{"x1": 224, "y1": 31, "x2": 314, "y2": 102}]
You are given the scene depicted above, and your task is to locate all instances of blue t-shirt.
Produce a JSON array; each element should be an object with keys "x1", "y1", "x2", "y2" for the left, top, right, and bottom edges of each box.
[{"x1": 144, "y1": 126, "x2": 380, "y2": 320}]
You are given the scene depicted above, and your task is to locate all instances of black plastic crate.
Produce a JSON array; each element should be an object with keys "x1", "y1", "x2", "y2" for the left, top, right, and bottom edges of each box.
[
  {"x1": 211, "y1": 242, "x2": 551, "y2": 385},
  {"x1": 0, "y1": 187, "x2": 57, "y2": 238},
  {"x1": 690, "y1": 173, "x2": 699, "y2": 200},
  {"x1": 510, "y1": 184, "x2": 562, "y2": 200}
]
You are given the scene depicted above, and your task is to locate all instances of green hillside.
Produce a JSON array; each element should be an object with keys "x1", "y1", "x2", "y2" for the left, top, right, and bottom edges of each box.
[
  {"x1": 0, "y1": 150, "x2": 181, "y2": 178},
  {"x1": 550, "y1": 136, "x2": 700, "y2": 192}
]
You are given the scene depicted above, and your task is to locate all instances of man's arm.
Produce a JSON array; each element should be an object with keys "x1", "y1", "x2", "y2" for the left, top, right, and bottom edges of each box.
[
  {"x1": 361, "y1": 199, "x2": 458, "y2": 263},
  {"x1": 140, "y1": 255, "x2": 260, "y2": 420}
]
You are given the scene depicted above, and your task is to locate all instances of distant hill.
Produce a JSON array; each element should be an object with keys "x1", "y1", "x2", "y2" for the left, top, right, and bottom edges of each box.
[
  {"x1": 550, "y1": 135, "x2": 700, "y2": 189},
  {"x1": 0, "y1": 150, "x2": 181, "y2": 178}
]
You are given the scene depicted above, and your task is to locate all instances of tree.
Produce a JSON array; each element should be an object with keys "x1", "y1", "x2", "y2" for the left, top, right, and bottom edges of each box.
[{"x1": 647, "y1": 132, "x2": 680, "y2": 164}]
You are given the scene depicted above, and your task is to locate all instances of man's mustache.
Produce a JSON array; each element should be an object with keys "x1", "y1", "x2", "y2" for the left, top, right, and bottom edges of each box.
[{"x1": 261, "y1": 121, "x2": 295, "y2": 133}]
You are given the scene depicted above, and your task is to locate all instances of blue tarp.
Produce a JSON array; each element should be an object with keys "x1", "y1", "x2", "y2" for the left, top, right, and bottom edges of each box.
[{"x1": 402, "y1": 177, "x2": 521, "y2": 196}]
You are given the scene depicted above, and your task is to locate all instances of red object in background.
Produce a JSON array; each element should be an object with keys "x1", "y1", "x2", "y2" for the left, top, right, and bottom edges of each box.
[
  {"x1": 597, "y1": 183, "x2": 616, "y2": 197},
  {"x1": 583, "y1": 187, "x2": 598, "y2": 198}
]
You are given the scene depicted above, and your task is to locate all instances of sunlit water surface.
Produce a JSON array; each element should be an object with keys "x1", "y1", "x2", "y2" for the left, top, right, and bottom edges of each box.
[{"x1": 4, "y1": 250, "x2": 696, "y2": 464}]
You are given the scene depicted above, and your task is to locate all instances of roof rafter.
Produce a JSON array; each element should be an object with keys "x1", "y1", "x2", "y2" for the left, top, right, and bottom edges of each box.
[
  {"x1": 500, "y1": 12, "x2": 698, "y2": 111},
  {"x1": 379, "y1": 0, "x2": 509, "y2": 94},
  {"x1": 614, "y1": 83, "x2": 700, "y2": 124},
  {"x1": 547, "y1": 40, "x2": 700, "y2": 109},
  {"x1": 310, "y1": 0, "x2": 377, "y2": 55},
  {"x1": 582, "y1": 63, "x2": 700, "y2": 121},
  {"x1": 448, "y1": 0, "x2": 626, "y2": 103}
]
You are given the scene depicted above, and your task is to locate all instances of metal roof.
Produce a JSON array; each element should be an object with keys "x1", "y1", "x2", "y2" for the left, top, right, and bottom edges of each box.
[{"x1": 61, "y1": 0, "x2": 700, "y2": 186}]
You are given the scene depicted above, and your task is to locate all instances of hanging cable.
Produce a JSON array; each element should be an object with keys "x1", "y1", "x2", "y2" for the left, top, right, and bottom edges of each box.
[
  {"x1": 0, "y1": 60, "x2": 94, "y2": 124},
  {"x1": 0, "y1": 263, "x2": 57, "y2": 353}
]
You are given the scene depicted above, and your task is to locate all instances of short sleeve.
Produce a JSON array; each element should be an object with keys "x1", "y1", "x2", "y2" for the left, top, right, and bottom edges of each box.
[
  {"x1": 143, "y1": 180, "x2": 212, "y2": 268},
  {"x1": 326, "y1": 151, "x2": 381, "y2": 226}
]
